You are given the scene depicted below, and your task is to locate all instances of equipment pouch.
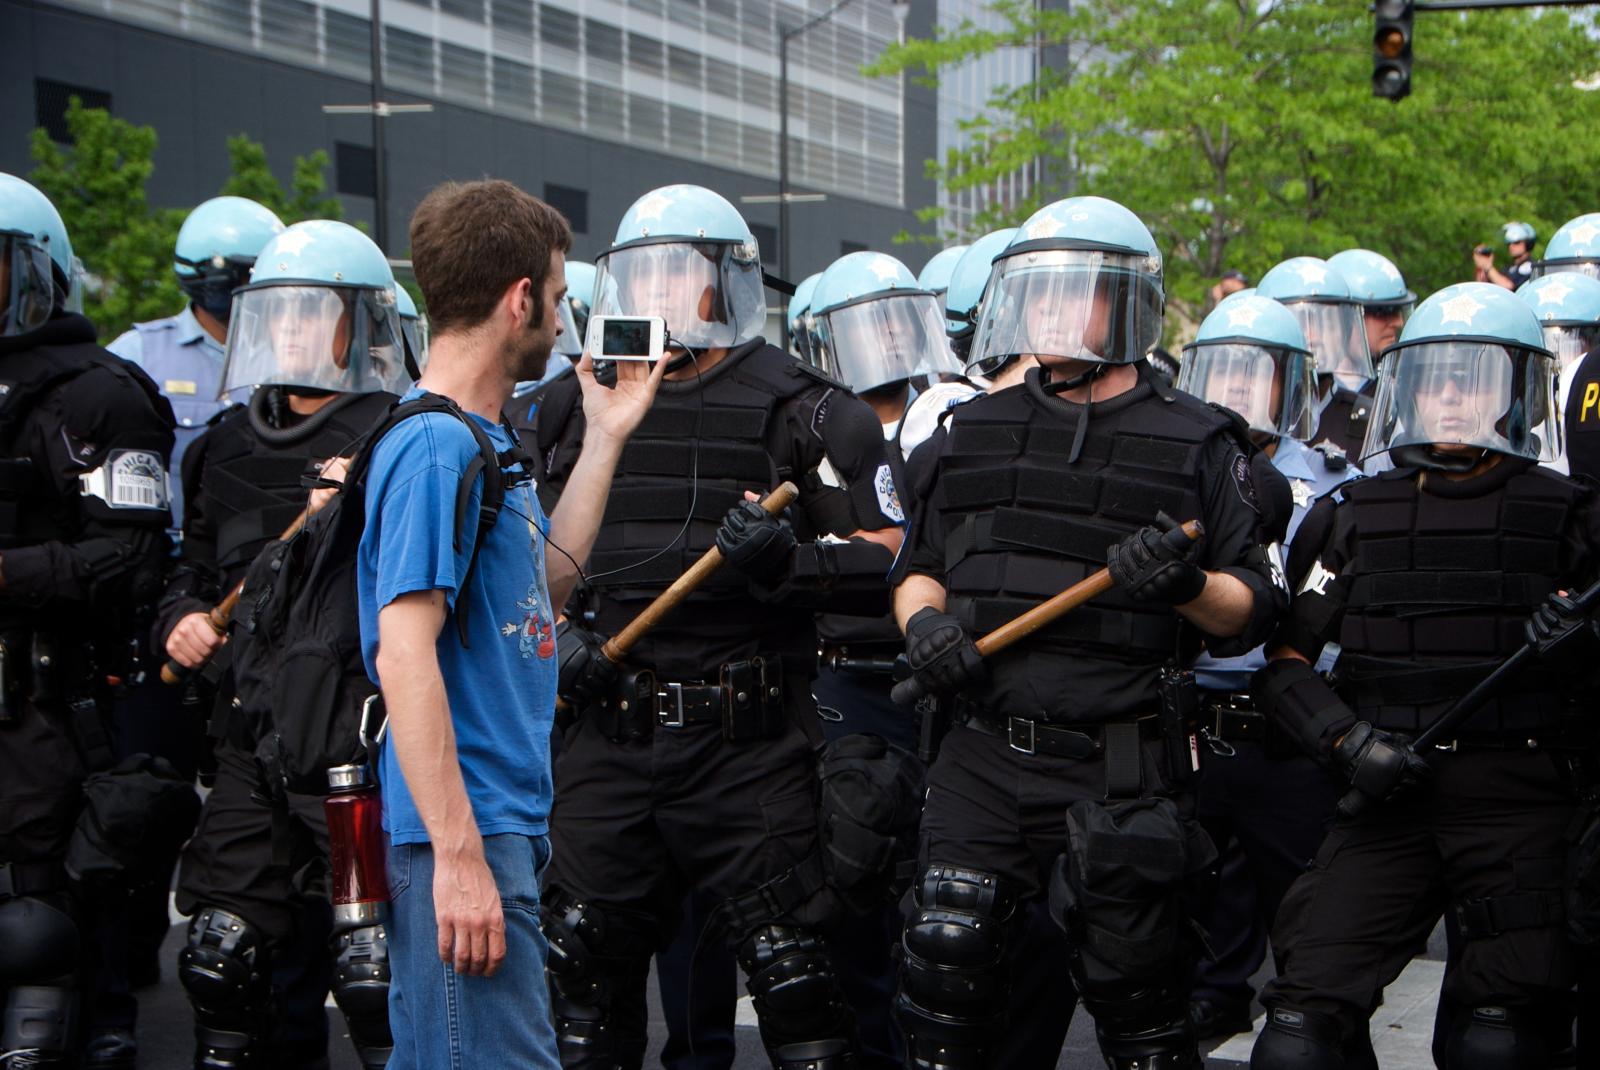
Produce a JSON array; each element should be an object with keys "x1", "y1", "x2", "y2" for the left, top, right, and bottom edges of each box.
[
  {"x1": 1159, "y1": 665, "x2": 1199, "y2": 791},
  {"x1": 65, "y1": 754, "x2": 201, "y2": 887},
  {"x1": 1048, "y1": 796, "x2": 1216, "y2": 987},
  {"x1": 816, "y1": 733, "x2": 926, "y2": 911},
  {"x1": 1567, "y1": 793, "x2": 1600, "y2": 946},
  {"x1": 594, "y1": 669, "x2": 658, "y2": 743},
  {"x1": 721, "y1": 655, "x2": 785, "y2": 742}
]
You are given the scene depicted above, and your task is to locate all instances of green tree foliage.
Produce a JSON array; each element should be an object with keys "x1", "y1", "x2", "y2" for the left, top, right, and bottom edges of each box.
[
  {"x1": 874, "y1": 0, "x2": 1600, "y2": 329},
  {"x1": 219, "y1": 135, "x2": 343, "y2": 224},
  {"x1": 29, "y1": 97, "x2": 183, "y2": 341}
]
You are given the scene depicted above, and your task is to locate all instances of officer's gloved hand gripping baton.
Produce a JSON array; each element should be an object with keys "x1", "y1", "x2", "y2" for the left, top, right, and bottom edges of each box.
[
  {"x1": 1335, "y1": 575, "x2": 1600, "y2": 820},
  {"x1": 158, "y1": 508, "x2": 312, "y2": 687},
  {"x1": 554, "y1": 480, "x2": 800, "y2": 713},
  {"x1": 890, "y1": 518, "x2": 1205, "y2": 707}
]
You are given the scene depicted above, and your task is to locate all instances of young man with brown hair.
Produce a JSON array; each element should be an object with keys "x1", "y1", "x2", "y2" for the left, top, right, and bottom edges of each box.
[{"x1": 357, "y1": 180, "x2": 665, "y2": 1067}]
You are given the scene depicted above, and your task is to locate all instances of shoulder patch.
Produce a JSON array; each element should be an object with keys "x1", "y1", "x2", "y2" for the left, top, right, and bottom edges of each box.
[
  {"x1": 874, "y1": 462, "x2": 905, "y2": 523},
  {"x1": 810, "y1": 387, "x2": 836, "y2": 441},
  {"x1": 81, "y1": 448, "x2": 170, "y2": 511},
  {"x1": 786, "y1": 360, "x2": 849, "y2": 392},
  {"x1": 1231, "y1": 452, "x2": 1259, "y2": 512}
]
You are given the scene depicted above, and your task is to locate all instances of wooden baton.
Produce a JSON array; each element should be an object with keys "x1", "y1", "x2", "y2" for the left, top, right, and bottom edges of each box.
[{"x1": 891, "y1": 518, "x2": 1205, "y2": 706}]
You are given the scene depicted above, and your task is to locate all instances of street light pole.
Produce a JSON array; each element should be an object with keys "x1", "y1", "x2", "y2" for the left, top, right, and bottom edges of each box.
[{"x1": 370, "y1": 0, "x2": 387, "y2": 252}]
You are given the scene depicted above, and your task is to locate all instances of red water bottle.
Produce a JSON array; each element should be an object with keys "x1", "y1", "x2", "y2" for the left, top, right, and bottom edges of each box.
[{"x1": 325, "y1": 764, "x2": 388, "y2": 927}]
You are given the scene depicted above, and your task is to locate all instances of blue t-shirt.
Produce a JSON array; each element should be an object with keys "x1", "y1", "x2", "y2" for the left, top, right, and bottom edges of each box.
[{"x1": 357, "y1": 388, "x2": 557, "y2": 845}]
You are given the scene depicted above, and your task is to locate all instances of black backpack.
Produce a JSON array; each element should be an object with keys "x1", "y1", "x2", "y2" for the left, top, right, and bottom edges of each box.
[{"x1": 230, "y1": 392, "x2": 530, "y2": 798}]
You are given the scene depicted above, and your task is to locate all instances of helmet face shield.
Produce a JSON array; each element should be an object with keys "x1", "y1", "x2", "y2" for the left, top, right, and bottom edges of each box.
[
  {"x1": 553, "y1": 295, "x2": 583, "y2": 358},
  {"x1": 1, "y1": 233, "x2": 59, "y2": 337},
  {"x1": 221, "y1": 284, "x2": 410, "y2": 398},
  {"x1": 968, "y1": 249, "x2": 1163, "y2": 372},
  {"x1": 1176, "y1": 342, "x2": 1316, "y2": 441},
  {"x1": 1533, "y1": 259, "x2": 1600, "y2": 282},
  {"x1": 1542, "y1": 324, "x2": 1598, "y2": 371},
  {"x1": 1362, "y1": 341, "x2": 1559, "y2": 465},
  {"x1": 1285, "y1": 299, "x2": 1372, "y2": 389},
  {"x1": 593, "y1": 239, "x2": 766, "y2": 350},
  {"x1": 817, "y1": 291, "x2": 960, "y2": 392}
]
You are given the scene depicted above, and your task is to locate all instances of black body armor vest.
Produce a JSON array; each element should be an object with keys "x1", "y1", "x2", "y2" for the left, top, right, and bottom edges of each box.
[
  {"x1": 533, "y1": 343, "x2": 832, "y2": 679},
  {"x1": 934, "y1": 368, "x2": 1236, "y2": 722},
  {"x1": 1313, "y1": 385, "x2": 1373, "y2": 464},
  {"x1": 200, "y1": 388, "x2": 394, "y2": 573},
  {"x1": 1334, "y1": 464, "x2": 1583, "y2": 737}
]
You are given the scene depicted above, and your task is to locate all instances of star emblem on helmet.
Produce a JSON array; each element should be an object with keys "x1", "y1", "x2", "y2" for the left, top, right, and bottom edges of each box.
[
  {"x1": 1378, "y1": 260, "x2": 1401, "y2": 280},
  {"x1": 1295, "y1": 261, "x2": 1328, "y2": 286},
  {"x1": 270, "y1": 228, "x2": 315, "y2": 257},
  {"x1": 865, "y1": 256, "x2": 904, "y2": 283},
  {"x1": 1570, "y1": 220, "x2": 1600, "y2": 248},
  {"x1": 1225, "y1": 302, "x2": 1263, "y2": 330},
  {"x1": 1437, "y1": 293, "x2": 1485, "y2": 326},
  {"x1": 631, "y1": 190, "x2": 676, "y2": 225},
  {"x1": 1025, "y1": 214, "x2": 1067, "y2": 239},
  {"x1": 1536, "y1": 277, "x2": 1575, "y2": 307}
]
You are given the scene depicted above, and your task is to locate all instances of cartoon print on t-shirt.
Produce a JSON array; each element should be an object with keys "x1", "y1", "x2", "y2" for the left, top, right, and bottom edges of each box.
[{"x1": 505, "y1": 583, "x2": 556, "y2": 659}]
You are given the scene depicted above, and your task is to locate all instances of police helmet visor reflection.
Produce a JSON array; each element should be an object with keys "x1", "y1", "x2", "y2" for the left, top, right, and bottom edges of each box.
[
  {"x1": 1361, "y1": 341, "x2": 1559, "y2": 463},
  {"x1": 221, "y1": 284, "x2": 410, "y2": 398},
  {"x1": 553, "y1": 294, "x2": 583, "y2": 358},
  {"x1": 817, "y1": 291, "x2": 961, "y2": 392},
  {"x1": 593, "y1": 240, "x2": 765, "y2": 350},
  {"x1": 967, "y1": 249, "x2": 1163, "y2": 372},
  {"x1": 1542, "y1": 325, "x2": 1597, "y2": 371},
  {"x1": 0, "y1": 233, "x2": 59, "y2": 337},
  {"x1": 1533, "y1": 260, "x2": 1600, "y2": 282},
  {"x1": 1176, "y1": 342, "x2": 1316, "y2": 441},
  {"x1": 1284, "y1": 300, "x2": 1372, "y2": 388}
]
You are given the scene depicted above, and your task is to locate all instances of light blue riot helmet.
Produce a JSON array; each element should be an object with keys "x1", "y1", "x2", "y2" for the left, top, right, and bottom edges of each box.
[
  {"x1": 917, "y1": 245, "x2": 968, "y2": 306},
  {"x1": 811, "y1": 251, "x2": 960, "y2": 393},
  {"x1": 1533, "y1": 213, "x2": 1600, "y2": 280},
  {"x1": 220, "y1": 219, "x2": 409, "y2": 398},
  {"x1": 1216, "y1": 286, "x2": 1256, "y2": 307},
  {"x1": 1516, "y1": 271, "x2": 1600, "y2": 372},
  {"x1": 393, "y1": 283, "x2": 430, "y2": 372},
  {"x1": 1326, "y1": 249, "x2": 1415, "y2": 310},
  {"x1": 174, "y1": 196, "x2": 285, "y2": 323},
  {"x1": 0, "y1": 172, "x2": 74, "y2": 336},
  {"x1": 1178, "y1": 295, "x2": 1317, "y2": 441},
  {"x1": 945, "y1": 228, "x2": 1018, "y2": 366},
  {"x1": 564, "y1": 259, "x2": 597, "y2": 342},
  {"x1": 1502, "y1": 221, "x2": 1538, "y2": 247},
  {"x1": 593, "y1": 184, "x2": 765, "y2": 351},
  {"x1": 1363, "y1": 282, "x2": 1558, "y2": 470},
  {"x1": 787, "y1": 272, "x2": 824, "y2": 365},
  {"x1": 1257, "y1": 256, "x2": 1372, "y2": 390},
  {"x1": 968, "y1": 197, "x2": 1164, "y2": 372}
]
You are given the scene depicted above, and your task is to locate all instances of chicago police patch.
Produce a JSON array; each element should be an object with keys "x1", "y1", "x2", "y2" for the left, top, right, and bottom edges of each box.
[{"x1": 874, "y1": 463, "x2": 904, "y2": 523}]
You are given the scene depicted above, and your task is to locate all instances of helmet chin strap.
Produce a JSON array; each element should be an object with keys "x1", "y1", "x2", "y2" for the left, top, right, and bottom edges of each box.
[
  {"x1": 1041, "y1": 360, "x2": 1109, "y2": 464},
  {"x1": 1391, "y1": 442, "x2": 1487, "y2": 473}
]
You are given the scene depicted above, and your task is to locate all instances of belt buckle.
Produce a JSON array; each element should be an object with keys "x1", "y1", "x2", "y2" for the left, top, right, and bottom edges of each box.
[
  {"x1": 1007, "y1": 716, "x2": 1036, "y2": 755},
  {"x1": 1434, "y1": 738, "x2": 1458, "y2": 752},
  {"x1": 657, "y1": 683, "x2": 686, "y2": 728}
]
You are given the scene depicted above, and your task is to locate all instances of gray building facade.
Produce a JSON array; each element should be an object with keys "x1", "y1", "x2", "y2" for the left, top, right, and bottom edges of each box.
[{"x1": 0, "y1": 0, "x2": 939, "y2": 282}]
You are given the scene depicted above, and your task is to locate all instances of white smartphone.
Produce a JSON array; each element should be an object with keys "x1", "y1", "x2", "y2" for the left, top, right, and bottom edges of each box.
[{"x1": 587, "y1": 315, "x2": 666, "y2": 363}]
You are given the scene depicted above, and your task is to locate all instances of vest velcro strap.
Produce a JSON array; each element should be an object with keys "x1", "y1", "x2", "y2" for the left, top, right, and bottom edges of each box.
[
  {"x1": 1110, "y1": 434, "x2": 1199, "y2": 473},
  {"x1": 1454, "y1": 890, "x2": 1564, "y2": 938},
  {"x1": 588, "y1": 548, "x2": 747, "y2": 589},
  {"x1": 622, "y1": 440, "x2": 773, "y2": 482},
  {"x1": 1348, "y1": 571, "x2": 1552, "y2": 609},
  {"x1": 991, "y1": 506, "x2": 1120, "y2": 561},
  {"x1": 949, "y1": 422, "x2": 1028, "y2": 455},
  {"x1": 958, "y1": 596, "x2": 1178, "y2": 656},
  {"x1": 602, "y1": 486, "x2": 735, "y2": 524},
  {"x1": 942, "y1": 466, "x2": 1018, "y2": 509}
]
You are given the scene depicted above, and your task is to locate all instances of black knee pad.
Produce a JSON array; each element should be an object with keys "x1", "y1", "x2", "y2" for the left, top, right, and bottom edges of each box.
[
  {"x1": 1443, "y1": 1005, "x2": 1550, "y2": 1070},
  {"x1": 178, "y1": 906, "x2": 270, "y2": 1069},
  {"x1": 539, "y1": 889, "x2": 654, "y2": 1069},
  {"x1": 1251, "y1": 1006, "x2": 1347, "y2": 1070},
  {"x1": 894, "y1": 866, "x2": 1015, "y2": 1070},
  {"x1": 0, "y1": 896, "x2": 78, "y2": 987},
  {"x1": 330, "y1": 924, "x2": 392, "y2": 1070},
  {"x1": 736, "y1": 923, "x2": 854, "y2": 1067},
  {"x1": 2, "y1": 985, "x2": 78, "y2": 1065}
]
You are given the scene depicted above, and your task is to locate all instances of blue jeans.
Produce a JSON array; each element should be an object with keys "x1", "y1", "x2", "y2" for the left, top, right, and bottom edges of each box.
[{"x1": 386, "y1": 833, "x2": 560, "y2": 1069}]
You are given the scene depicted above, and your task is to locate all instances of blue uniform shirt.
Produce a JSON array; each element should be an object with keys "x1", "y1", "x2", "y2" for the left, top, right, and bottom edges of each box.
[
  {"x1": 108, "y1": 305, "x2": 231, "y2": 532},
  {"x1": 1194, "y1": 437, "x2": 1361, "y2": 693},
  {"x1": 357, "y1": 388, "x2": 557, "y2": 845}
]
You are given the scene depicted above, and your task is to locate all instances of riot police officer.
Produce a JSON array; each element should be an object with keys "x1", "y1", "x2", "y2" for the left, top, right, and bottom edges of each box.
[
  {"x1": 1173, "y1": 295, "x2": 1360, "y2": 1039},
  {"x1": 1533, "y1": 213, "x2": 1600, "y2": 281},
  {"x1": 394, "y1": 284, "x2": 425, "y2": 371},
  {"x1": 0, "y1": 172, "x2": 176, "y2": 1068},
  {"x1": 892, "y1": 196, "x2": 1288, "y2": 1070},
  {"x1": 1522, "y1": 271, "x2": 1600, "y2": 481},
  {"x1": 1325, "y1": 248, "x2": 1414, "y2": 370},
  {"x1": 527, "y1": 184, "x2": 907, "y2": 1070},
  {"x1": 1258, "y1": 256, "x2": 1373, "y2": 462},
  {"x1": 916, "y1": 245, "x2": 968, "y2": 311},
  {"x1": 161, "y1": 219, "x2": 410, "y2": 1070},
  {"x1": 1250, "y1": 282, "x2": 1595, "y2": 1069},
  {"x1": 787, "y1": 271, "x2": 824, "y2": 366}
]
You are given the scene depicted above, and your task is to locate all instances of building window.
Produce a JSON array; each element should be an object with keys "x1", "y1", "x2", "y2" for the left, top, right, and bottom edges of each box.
[
  {"x1": 841, "y1": 240, "x2": 867, "y2": 256},
  {"x1": 546, "y1": 184, "x2": 588, "y2": 234},
  {"x1": 34, "y1": 79, "x2": 112, "y2": 143},
  {"x1": 336, "y1": 142, "x2": 377, "y2": 198},
  {"x1": 749, "y1": 224, "x2": 778, "y2": 268}
]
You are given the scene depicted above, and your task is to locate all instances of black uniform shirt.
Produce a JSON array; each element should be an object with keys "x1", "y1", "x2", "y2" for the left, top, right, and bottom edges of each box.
[
  {"x1": 1563, "y1": 348, "x2": 1600, "y2": 483},
  {"x1": 906, "y1": 368, "x2": 1288, "y2": 719}
]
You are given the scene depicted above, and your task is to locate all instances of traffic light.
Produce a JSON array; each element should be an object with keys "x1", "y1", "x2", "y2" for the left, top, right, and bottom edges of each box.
[{"x1": 1373, "y1": 0, "x2": 1414, "y2": 101}]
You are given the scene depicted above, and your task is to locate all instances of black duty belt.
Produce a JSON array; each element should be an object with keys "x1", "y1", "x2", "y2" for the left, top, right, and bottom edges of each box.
[
  {"x1": 654, "y1": 682, "x2": 726, "y2": 728},
  {"x1": 0, "y1": 860, "x2": 66, "y2": 898},
  {"x1": 959, "y1": 708, "x2": 1162, "y2": 759},
  {"x1": 1203, "y1": 693, "x2": 1266, "y2": 743}
]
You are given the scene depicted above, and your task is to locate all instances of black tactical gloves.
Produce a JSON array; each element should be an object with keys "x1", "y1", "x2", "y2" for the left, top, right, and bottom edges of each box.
[
  {"x1": 1106, "y1": 511, "x2": 1207, "y2": 605},
  {"x1": 715, "y1": 499, "x2": 796, "y2": 581},
  {"x1": 1524, "y1": 591, "x2": 1600, "y2": 665},
  {"x1": 555, "y1": 620, "x2": 618, "y2": 711},
  {"x1": 1333, "y1": 721, "x2": 1432, "y2": 817},
  {"x1": 904, "y1": 607, "x2": 987, "y2": 699}
]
